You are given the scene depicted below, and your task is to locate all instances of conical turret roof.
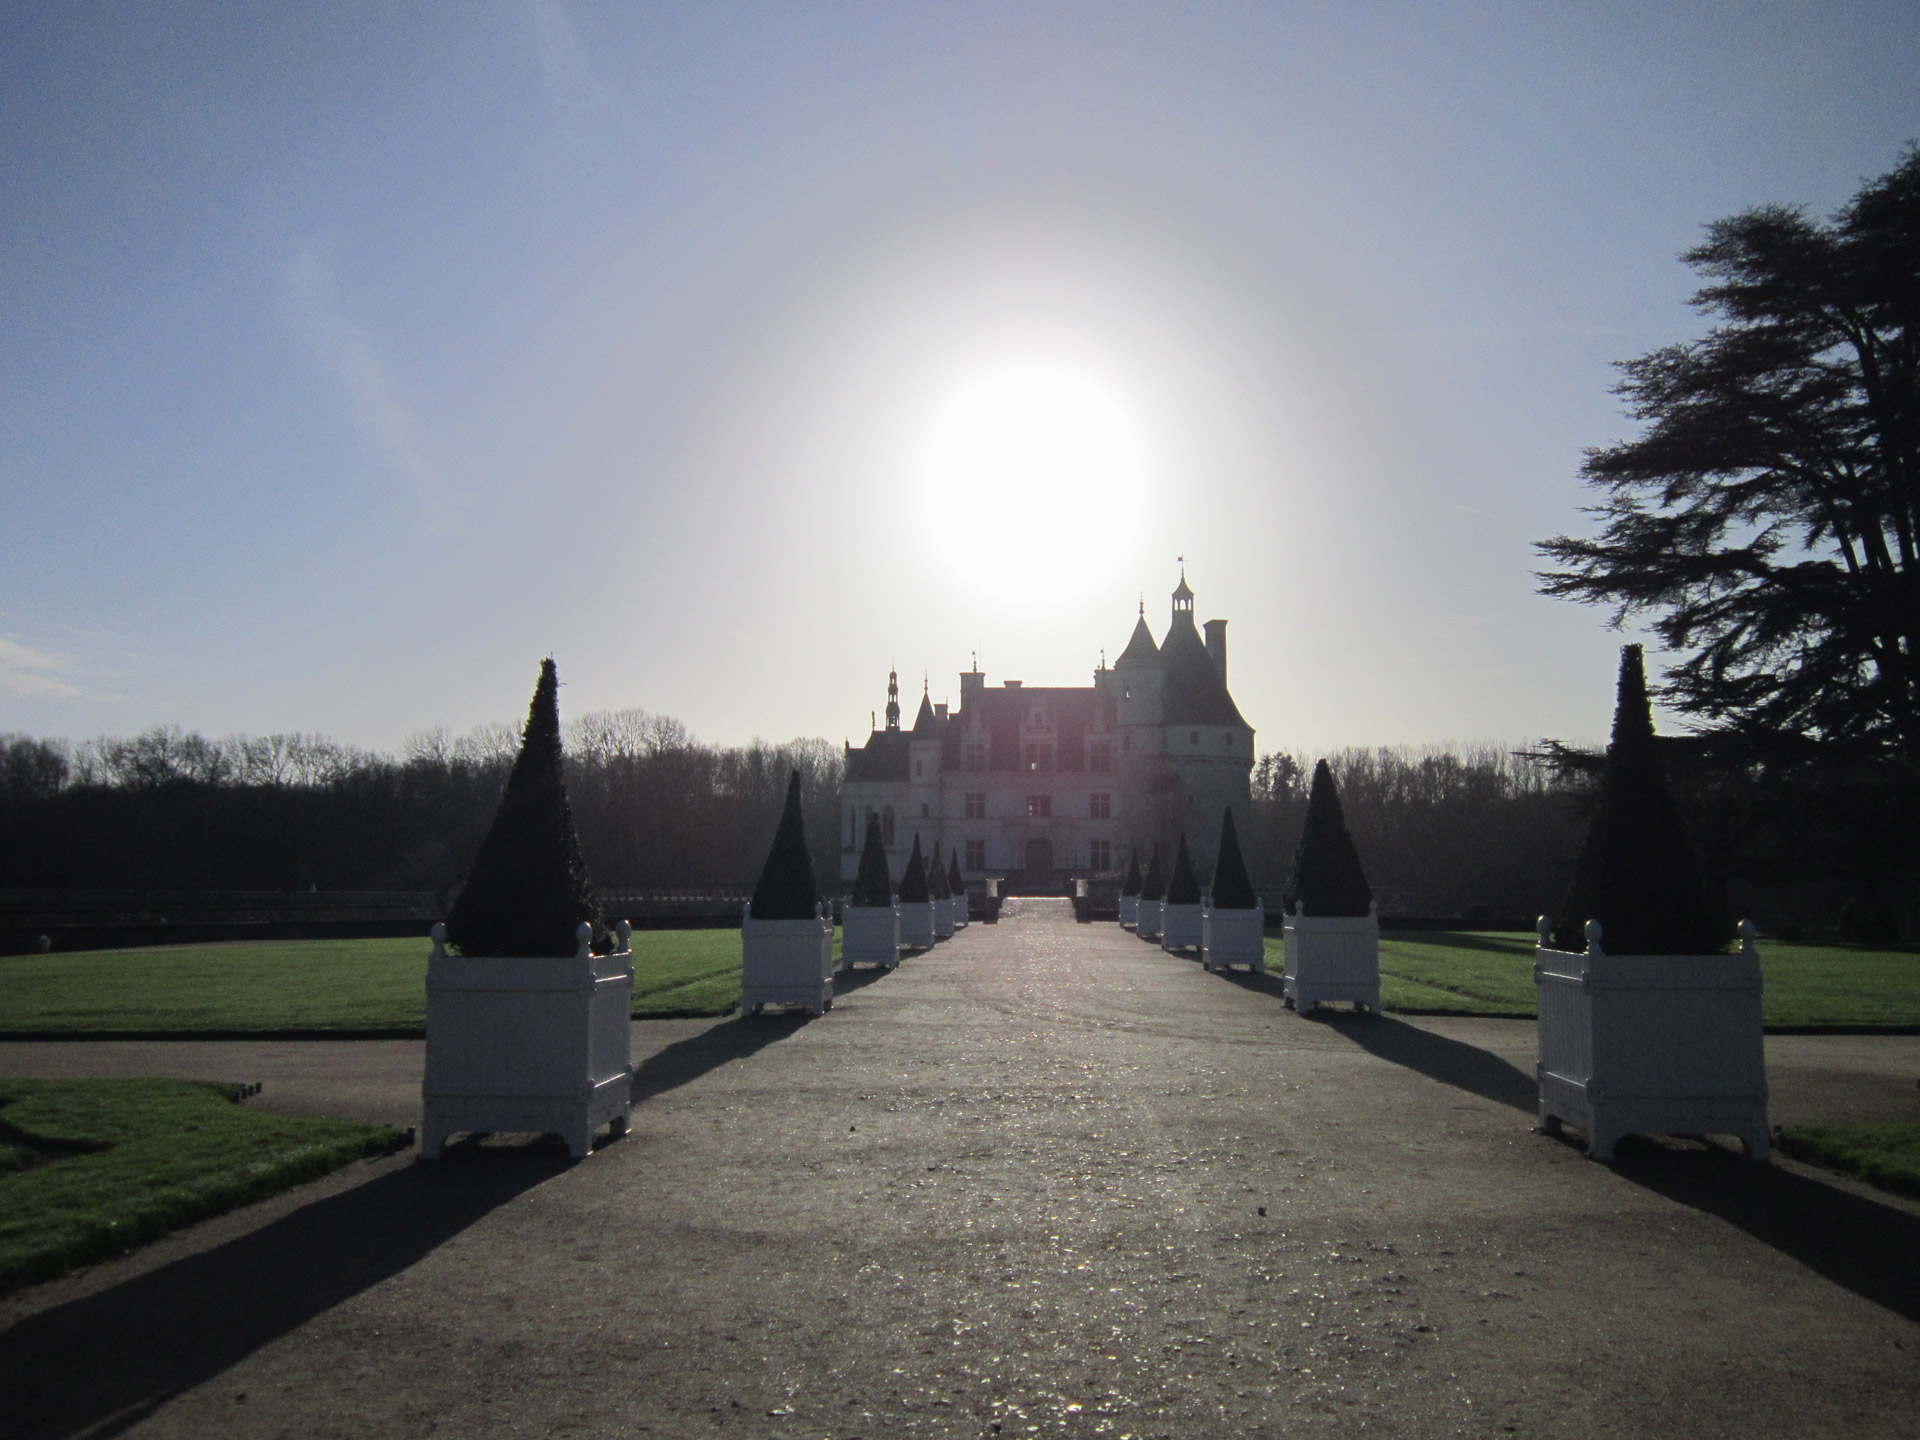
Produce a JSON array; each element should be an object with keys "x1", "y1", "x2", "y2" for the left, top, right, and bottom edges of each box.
[
  {"x1": 912, "y1": 688, "x2": 938, "y2": 732},
  {"x1": 1116, "y1": 605, "x2": 1159, "y2": 664}
]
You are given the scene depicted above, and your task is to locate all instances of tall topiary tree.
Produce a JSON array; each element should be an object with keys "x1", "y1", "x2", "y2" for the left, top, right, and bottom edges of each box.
[
  {"x1": 849, "y1": 813, "x2": 892, "y2": 908},
  {"x1": 1165, "y1": 832, "x2": 1202, "y2": 905},
  {"x1": 1122, "y1": 848, "x2": 1143, "y2": 897},
  {"x1": 1285, "y1": 760, "x2": 1373, "y2": 917},
  {"x1": 929, "y1": 841, "x2": 952, "y2": 901},
  {"x1": 1140, "y1": 845, "x2": 1166, "y2": 902},
  {"x1": 1553, "y1": 646, "x2": 1730, "y2": 954},
  {"x1": 749, "y1": 770, "x2": 820, "y2": 920},
  {"x1": 444, "y1": 658, "x2": 598, "y2": 957},
  {"x1": 1210, "y1": 808, "x2": 1258, "y2": 909},
  {"x1": 898, "y1": 834, "x2": 931, "y2": 903},
  {"x1": 947, "y1": 849, "x2": 964, "y2": 896}
]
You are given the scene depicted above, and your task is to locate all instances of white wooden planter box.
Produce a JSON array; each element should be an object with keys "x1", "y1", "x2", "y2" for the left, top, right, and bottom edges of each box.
[
  {"x1": 1283, "y1": 905, "x2": 1380, "y2": 1014},
  {"x1": 1534, "y1": 918, "x2": 1769, "y2": 1162},
  {"x1": 1136, "y1": 899, "x2": 1163, "y2": 942},
  {"x1": 933, "y1": 894, "x2": 956, "y2": 940},
  {"x1": 1201, "y1": 902, "x2": 1266, "y2": 972},
  {"x1": 1119, "y1": 894, "x2": 1139, "y2": 930},
  {"x1": 841, "y1": 902, "x2": 900, "y2": 970},
  {"x1": 741, "y1": 903, "x2": 835, "y2": 1016},
  {"x1": 899, "y1": 899, "x2": 937, "y2": 951},
  {"x1": 951, "y1": 890, "x2": 968, "y2": 927},
  {"x1": 1160, "y1": 902, "x2": 1203, "y2": 952},
  {"x1": 422, "y1": 920, "x2": 633, "y2": 1160}
]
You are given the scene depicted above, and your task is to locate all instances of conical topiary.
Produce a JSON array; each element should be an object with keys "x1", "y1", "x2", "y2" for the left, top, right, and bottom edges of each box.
[
  {"x1": 749, "y1": 770, "x2": 820, "y2": 920},
  {"x1": 1552, "y1": 646, "x2": 1730, "y2": 955},
  {"x1": 929, "y1": 842, "x2": 952, "y2": 900},
  {"x1": 849, "y1": 813, "x2": 892, "y2": 908},
  {"x1": 1165, "y1": 832, "x2": 1202, "y2": 905},
  {"x1": 444, "y1": 658, "x2": 598, "y2": 957},
  {"x1": 898, "y1": 834, "x2": 931, "y2": 903},
  {"x1": 1140, "y1": 845, "x2": 1166, "y2": 902},
  {"x1": 1121, "y1": 849, "x2": 1143, "y2": 897},
  {"x1": 1210, "y1": 808, "x2": 1257, "y2": 910},
  {"x1": 1284, "y1": 760, "x2": 1372, "y2": 917},
  {"x1": 947, "y1": 850, "x2": 964, "y2": 894}
]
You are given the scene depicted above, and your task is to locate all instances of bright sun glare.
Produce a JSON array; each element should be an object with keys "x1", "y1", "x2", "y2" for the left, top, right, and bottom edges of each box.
[{"x1": 925, "y1": 365, "x2": 1144, "y2": 595}]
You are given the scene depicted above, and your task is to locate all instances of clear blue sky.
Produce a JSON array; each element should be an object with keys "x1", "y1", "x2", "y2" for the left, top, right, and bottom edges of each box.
[{"x1": 3, "y1": 3, "x2": 1916, "y2": 754}]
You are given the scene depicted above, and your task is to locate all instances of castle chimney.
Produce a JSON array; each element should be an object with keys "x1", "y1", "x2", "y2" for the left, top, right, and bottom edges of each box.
[{"x1": 1204, "y1": 619, "x2": 1227, "y2": 685}]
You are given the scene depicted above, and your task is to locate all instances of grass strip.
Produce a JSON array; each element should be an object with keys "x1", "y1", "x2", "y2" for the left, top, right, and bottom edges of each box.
[
  {"x1": 0, "y1": 1078, "x2": 408, "y2": 1294},
  {"x1": 1777, "y1": 1122, "x2": 1920, "y2": 1201}
]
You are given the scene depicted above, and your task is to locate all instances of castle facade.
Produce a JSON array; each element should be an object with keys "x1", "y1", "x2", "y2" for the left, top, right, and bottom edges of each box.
[{"x1": 840, "y1": 574, "x2": 1254, "y2": 891}]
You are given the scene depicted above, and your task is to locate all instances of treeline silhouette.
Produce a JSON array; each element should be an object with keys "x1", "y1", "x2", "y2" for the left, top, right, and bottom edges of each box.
[
  {"x1": 1243, "y1": 744, "x2": 1583, "y2": 917},
  {"x1": 1, "y1": 723, "x2": 1582, "y2": 917},
  {"x1": 0, "y1": 716, "x2": 845, "y2": 902}
]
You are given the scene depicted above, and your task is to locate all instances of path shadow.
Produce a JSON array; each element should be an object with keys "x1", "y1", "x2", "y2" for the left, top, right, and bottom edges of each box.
[
  {"x1": 1612, "y1": 1141, "x2": 1920, "y2": 1326},
  {"x1": 2, "y1": 1147, "x2": 565, "y2": 1440},
  {"x1": 833, "y1": 965, "x2": 891, "y2": 996},
  {"x1": 631, "y1": 1011, "x2": 808, "y2": 1102},
  {"x1": 1315, "y1": 1011, "x2": 1538, "y2": 1113}
]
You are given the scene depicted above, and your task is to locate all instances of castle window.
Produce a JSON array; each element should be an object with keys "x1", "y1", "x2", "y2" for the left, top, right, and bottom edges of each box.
[
  {"x1": 1090, "y1": 792, "x2": 1111, "y2": 819},
  {"x1": 1090, "y1": 839, "x2": 1111, "y2": 871},
  {"x1": 964, "y1": 838, "x2": 986, "y2": 870},
  {"x1": 1089, "y1": 742, "x2": 1111, "y2": 773},
  {"x1": 965, "y1": 792, "x2": 986, "y2": 819},
  {"x1": 882, "y1": 807, "x2": 895, "y2": 845},
  {"x1": 1026, "y1": 795, "x2": 1051, "y2": 819},
  {"x1": 965, "y1": 743, "x2": 986, "y2": 771}
]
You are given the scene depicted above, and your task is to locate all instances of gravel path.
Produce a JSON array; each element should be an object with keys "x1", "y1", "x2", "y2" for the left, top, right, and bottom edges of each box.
[{"x1": 4, "y1": 898, "x2": 1919, "y2": 1438}]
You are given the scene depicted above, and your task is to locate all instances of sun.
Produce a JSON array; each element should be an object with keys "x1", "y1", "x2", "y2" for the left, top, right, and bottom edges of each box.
[{"x1": 924, "y1": 364, "x2": 1144, "y2": 595}]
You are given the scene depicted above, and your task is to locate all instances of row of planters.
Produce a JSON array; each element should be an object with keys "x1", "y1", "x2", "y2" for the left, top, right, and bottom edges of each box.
[
  {"x1": 1121, "y1": 770, "x2": 1379, "y2": 1013},
  {"x1": 418, "y1": 660, "x2": 981, "y2": 1158},
  {"x1": 1122, "y1": 644, "x2": 1769, "y2": 1164}
]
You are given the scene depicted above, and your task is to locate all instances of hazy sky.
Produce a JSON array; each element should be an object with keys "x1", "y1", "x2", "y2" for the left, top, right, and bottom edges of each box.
[{"x1": 4, "y1": 3, "x2": 1916, "y2": 755}]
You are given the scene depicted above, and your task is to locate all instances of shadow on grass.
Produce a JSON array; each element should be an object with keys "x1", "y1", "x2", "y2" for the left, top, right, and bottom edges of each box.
[
  {"x1": 2, "y1": 1145, "x2": 566, "y2": 1440},
  {"x1": 1611, "y1": 1139, "x2": 1920, "y2": 1326}
]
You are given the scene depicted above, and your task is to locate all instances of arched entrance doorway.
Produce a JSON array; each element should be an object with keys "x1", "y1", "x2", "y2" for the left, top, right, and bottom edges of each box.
[{"x1": 1024, "y1": 837, "x2": 1053, "y2": 873}]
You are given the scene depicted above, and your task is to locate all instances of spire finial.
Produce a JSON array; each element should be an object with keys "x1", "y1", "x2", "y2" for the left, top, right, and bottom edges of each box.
[{"x1": 1138, "y1": 594, "x2": 1145, "y2": 617}]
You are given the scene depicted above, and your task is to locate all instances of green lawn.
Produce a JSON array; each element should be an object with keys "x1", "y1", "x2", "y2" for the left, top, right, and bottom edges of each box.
[
  {"x1": 0, "y1": 929, "x2": 771, "y2": 1034},
  {"x1": 1262, "y1": 931, "x2": 1920, "y2": 1028},
  {"x1": 1778, "y1": 1122, "x2": 1920, "y2": 1200},
  {"x1": 0, "y1": 1078, "x2": 407, "y2": 1293}
]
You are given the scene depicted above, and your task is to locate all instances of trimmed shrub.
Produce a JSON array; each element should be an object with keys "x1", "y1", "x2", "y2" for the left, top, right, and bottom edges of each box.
[
  {"x1": 898, "y1": 834, "x2": 931, "y2": 903},
  {"x1": 748, "y1": 770, "x2": 820, "y2": 920},
  {"x1": 849, "y1": 813, "x2": 892, "y2": 908},
  {"x1": 1122, "y1": 849, "x2": 1143, "y2": 897},
  {"x1": 1140, "y1": 846, "x2": 1166, "y2": 903},
  {"x1": 1209, "y1": 808, "x2": 1257, "y2": 909},
  {"x1": 1552, "y1": 645, "x2": 1730, "y2": 955},
  {"x1": 444, "y1": 659, "x2": 598, "y2": 957},
  {"x1": 947, "y1": 850, "x2": 964, "y2": 895},
  {"x1": 929, "y1": 842, "x2": 952, "y2": 900},
  {"x1": 1284, "y1": 759, "x2": 1372, "y2": 918},
  {"x1": 1165, "y1": 833, "x2": 1201, "y2": 905}
]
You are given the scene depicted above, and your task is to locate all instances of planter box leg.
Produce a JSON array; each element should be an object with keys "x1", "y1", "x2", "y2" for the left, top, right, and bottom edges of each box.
[
  {"x1": 566, "y1": 1117, "x2": 594, "y2": 1160},
  {"x1": 1588, "y1": 1123, "x2": 1619, "y2": 1163}
]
